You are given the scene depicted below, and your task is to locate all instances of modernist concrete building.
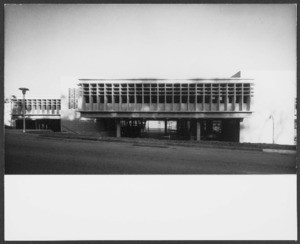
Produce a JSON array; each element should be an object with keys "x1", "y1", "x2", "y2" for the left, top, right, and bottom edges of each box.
[
  {"x1": 11, "y1": 98, "x2": 61, "y2": 131},
  {"x1": 6, "y1": 71, "x2": 296, "y2": 145},
  {"x1": 61, "y1": 75, "x2": 254, "y2": 142}
]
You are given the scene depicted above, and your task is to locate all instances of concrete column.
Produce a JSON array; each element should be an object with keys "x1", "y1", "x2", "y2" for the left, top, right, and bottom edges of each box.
[
  {"x1": 134, "y1": 83, "x2": 136, "y2": 108},
  {"x1": 195, "y1": 83, "x2": 197, "y2": 111},
  {"x1": 210, "y1": 84, "x2": 212, "y2": 111},
  {"x1": 104, "y1": 84, "x2": 107, "y2": 111},
  {"x1": 126, "y1": 83, "x2": 129, "y2": 111},
  {"x1": 225, "y1": 83, "x2": 228, "y2": 111},
  {"x1": 240, "y1": 83, "x2": 243, "y2": 111},
  {"x1": 187, "y1": 120, "x2": 191, "y2": 139},
  {"x1": 156, "y1": 83, "x2": 159, "y2": 111},
  {"x1": 164, "y1": 120, "x2": 168, "y2": 135},
  {"x1": 172, "y1": 83, "x2": 174, "y2": 111},
  {"x1": 202, "y1": 84, "x2": 205, "y2": 111},
  {"x1": 187, "y1": 83, "x2": 190, "y2": 111},
  {"x1": 233, "y1": 83, "x2": 236, "y2": 111},
  {"x1": 116, "y1": 119, "x2": 121, "y2": 138},
  {"x1": 187, "y1": 120, "x2": 190, "y2": 131},
  {"x1": 179, "y1": 83, "x2": 182, "y2": 111},
  {"x1": 196, "y1": 120, "x2": 201, "y2": 141}
]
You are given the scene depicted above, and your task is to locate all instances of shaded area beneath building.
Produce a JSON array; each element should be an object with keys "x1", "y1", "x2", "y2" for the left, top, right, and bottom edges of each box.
[
  {"x1": 15, "y1": 119, "x2": 61, "y2": 132},
  {"x1": 114, "y1": 118, "x2": 241, "y2": 142}
]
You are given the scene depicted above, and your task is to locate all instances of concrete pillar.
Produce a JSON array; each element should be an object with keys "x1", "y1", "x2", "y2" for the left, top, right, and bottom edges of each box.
[
  {"x1": 196, "y1": 120, "x2": 201, "y2": 141},
  {"x1": 187, "y1": 120, "x2": 190, "y2": 132},
  {"x1": 164, "y1": 120, "x2": 168, "y2": 135},
  {"x1": 116, "y1": 119, "x2": 121, "y2": 138}
]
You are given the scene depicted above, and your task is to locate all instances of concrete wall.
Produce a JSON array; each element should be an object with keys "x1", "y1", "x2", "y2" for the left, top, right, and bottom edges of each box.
[
  {"x1": 60, "y1": 77, "x2": 115, "y2": 136},
  {"x1": 240, "y1": 70, "x2": 296, "y2": 145}
]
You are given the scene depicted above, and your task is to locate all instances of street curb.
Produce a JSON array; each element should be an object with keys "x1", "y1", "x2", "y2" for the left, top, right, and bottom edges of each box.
[
  {"x1": 37, "y1": 134, "x2": 263, "y2": 152},
  {"x1": 262, "y1": 149, "x2": 297, "y2": 154}
]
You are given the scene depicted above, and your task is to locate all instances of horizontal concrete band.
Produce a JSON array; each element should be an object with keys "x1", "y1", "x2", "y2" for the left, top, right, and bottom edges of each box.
[
  {"x1": 12, "y1": 115, "x2": 60, "y2": 119},
  {"x1": 79, "y1": 78, "x2": 254, "y2": 84},
  {"x1": 79, "y1": 111, "x2": 252, "y2": 119}
]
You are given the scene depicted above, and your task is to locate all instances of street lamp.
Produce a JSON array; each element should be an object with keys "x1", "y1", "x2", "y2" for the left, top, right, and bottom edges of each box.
[
  {"x1": 19, "y1": 88, "x2": 29, "y2": 133},
  {"x1": 269, "y1": 115, "x2": 275, "y2": 144},
  {"x1": 10, "y1": 95, "x2": 16, "y2": 127}
]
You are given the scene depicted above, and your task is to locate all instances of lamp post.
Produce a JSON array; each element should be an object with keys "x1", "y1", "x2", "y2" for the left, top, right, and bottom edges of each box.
[
  {"x1": 10, "y1": 95, "x2": 16, "y2": 127},
  {"x1": 19, "y1": 88, "x2": 29, "y2": 133},
  {"x1": 269, "y1": 115, "x2": 274, "y2": 144}
]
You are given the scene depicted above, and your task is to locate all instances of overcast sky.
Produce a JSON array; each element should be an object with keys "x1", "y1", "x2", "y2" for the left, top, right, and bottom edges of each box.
[{"x1": 4, "y1": 4, "x2": 296, "y2": 98}]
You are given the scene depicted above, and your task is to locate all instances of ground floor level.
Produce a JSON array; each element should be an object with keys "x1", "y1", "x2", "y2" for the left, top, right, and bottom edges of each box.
[
  {"x1": 120, "y1": 118, "x2": 241, "y2": 142},
  {"x1": 61, "y1": 117, "x2": 242, "y2": 142},
  {"x1": 13, "y1": 116, "x2": 242, "y2": 142},
  {"x1": 15, "y1": 119, "x2": 61, "y2": 132}
]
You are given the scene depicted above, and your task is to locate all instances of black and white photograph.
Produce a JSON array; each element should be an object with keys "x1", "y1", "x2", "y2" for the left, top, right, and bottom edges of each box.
[{"x1": 3, "y1": 3, "x2": 298, "y2": 241}]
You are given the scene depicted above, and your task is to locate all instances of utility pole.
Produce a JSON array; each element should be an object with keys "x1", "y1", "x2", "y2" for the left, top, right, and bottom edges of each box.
[{"x1": 19, "y1": 88, "x2": 29, "y2": 133}]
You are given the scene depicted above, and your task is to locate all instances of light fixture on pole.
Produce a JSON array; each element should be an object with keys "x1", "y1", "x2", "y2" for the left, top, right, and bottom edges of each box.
[
  {"x1": 10, "y1": 95, "x2": 16, "y2": 127},
  {"x1": 19, "y1": 88, "x2": 29, "y2": 133},
  {"x1": 269, "y1": 115, "x2": 274, "y2": 144}
]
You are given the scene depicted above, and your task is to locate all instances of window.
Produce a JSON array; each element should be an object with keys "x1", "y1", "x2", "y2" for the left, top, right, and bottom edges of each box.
[
  {"x1": 144, "y1": 96, "x2": 150, "y2": 103},
  {"x1": 151, "y1": 96, "x2": 157, "y2": 103},
  {"x1": 197, "y1": 96, "x2": 203, "y2": 103},
  {"x1": 189, "y1": 96, "x2": 195, "y2": 103},
  {"x1": 137, "y1": 96, "x2": 142, "y2": 103},
  {"x1": 99, "y1": 96, "x2": 104, "y2": 103},
  {"x1": 212, "y1": 96, "x2": 218, "y2": 103},
  {"x1": 220, "y1": 96, "x2": 225, "y2": 103},
  {"x1": 121, "y1": 96, "x2": 127, "y2": 103},
  {"x1": 166, "y1": 96, "x2": 172, "y2": 103},
  {"x1": 205, "y1": 96, "x2": 210, "y2": 103},
  {"x1": 129, "y1": 95, "x2": 135, "y2": 103},
  {"x1": 159, "y1": 96, "x2": 165, "y2": 103}
]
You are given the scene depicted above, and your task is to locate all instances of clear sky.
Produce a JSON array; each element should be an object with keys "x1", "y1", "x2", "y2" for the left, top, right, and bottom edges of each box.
[{"x1": 4, "y1": 4, "x2": 296, "y2": 98}]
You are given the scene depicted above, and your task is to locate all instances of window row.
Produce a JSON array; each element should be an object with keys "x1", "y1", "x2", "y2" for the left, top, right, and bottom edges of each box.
[
  {"x1": 81, "y1": 83, "x2": 253, "y2": 97},
  {"x1": 14, "y1": 104, "x2": 61, "y2": 111},
  {"x1": 84, "y1": 95, "x2": 250, "y2": 104}
]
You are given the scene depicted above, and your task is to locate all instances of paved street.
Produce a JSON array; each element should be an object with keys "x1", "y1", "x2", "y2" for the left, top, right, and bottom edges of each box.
[{"x1": 5, "y1": 130, "x2": 296, "y2": 174}]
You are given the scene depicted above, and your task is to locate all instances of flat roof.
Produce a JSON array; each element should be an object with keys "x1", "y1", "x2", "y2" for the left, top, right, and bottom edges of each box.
[{"x1": 78, "y1": 78, "x2": 254, "y2": 84}]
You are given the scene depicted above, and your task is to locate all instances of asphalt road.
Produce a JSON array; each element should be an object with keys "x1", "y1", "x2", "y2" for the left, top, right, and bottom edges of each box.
[{"x1": 5, "y1": 131, "x2": 296, "y2": 174}]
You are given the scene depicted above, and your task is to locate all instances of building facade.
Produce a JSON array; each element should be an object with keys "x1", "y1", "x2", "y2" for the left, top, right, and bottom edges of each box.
[
  {"x1": 61, "y1": 77, "x2": 254, "y2": 142},
  {"x1": 11, "y1": 98, "x2": 61, "y2": 131}
]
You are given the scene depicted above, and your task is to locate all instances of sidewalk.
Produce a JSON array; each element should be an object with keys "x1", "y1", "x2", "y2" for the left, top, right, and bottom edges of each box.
[{"x1": 17, "y1": 129, "x2": 297, "y2": 153}]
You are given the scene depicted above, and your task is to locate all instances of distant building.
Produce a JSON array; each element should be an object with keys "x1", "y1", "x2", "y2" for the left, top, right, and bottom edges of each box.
[{"x1": 10, "y1": 98, "x2": 61, "y2": 131}]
